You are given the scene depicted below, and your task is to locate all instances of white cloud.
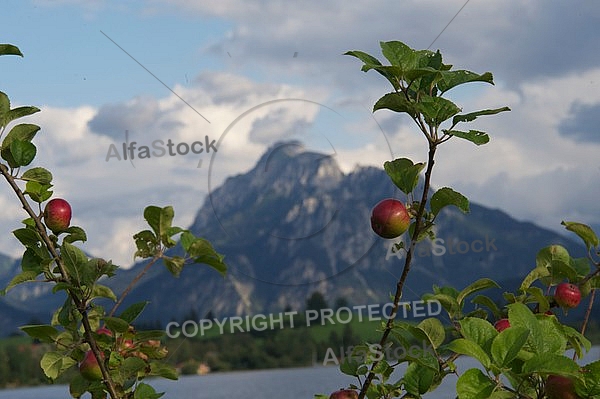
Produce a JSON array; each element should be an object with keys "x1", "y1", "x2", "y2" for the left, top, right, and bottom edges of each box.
[{"x1": 2, "y1": 0, "x2": 599, "y2": 269}]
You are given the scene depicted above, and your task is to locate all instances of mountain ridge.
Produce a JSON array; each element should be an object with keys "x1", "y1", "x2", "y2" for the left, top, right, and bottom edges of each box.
[{"x1": 0, "y1": 141, "x2": 593, "y2": 335}]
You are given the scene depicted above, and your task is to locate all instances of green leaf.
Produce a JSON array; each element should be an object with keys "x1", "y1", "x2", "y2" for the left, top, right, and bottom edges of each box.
[
  {"x1": 3, "y1": 106, "x2": 40, "y2": 128},
  {"x1": 164, "y1": 226, "x2": 184, "y2": 247},
  {"x1": 445, "y1": 129, "x2": 490, "y2": 145},
  {"x1": 536, "y1": 245, "x2": 571, "y2": 266},
  {"x1": 459, "y1": 317, "x2": 497, "y2": 352},
  {"x1": 402, "y1": 362, "x2": 436, "y2": 396},
  {"x1": 6, "y1": 139, "x2": 36, "y2": 167},
  {"x1": 422, "y1": 293, "x2": 460, "y2": 318},
  {"x1": 525, "y1": 286, "x2": 551, "y2": 312},
  {"x1": 491, "y1": 326, "x2": 529, "y2": 367},
  {"x1": 40, "y1": 351, "x2": 77, "y2": 380},
  {"x1": 344, "y1": 49, "x2": 402, "y2": 90},
  {"x1": 561, "y1": 221, "x2": 599, "y2": 250},
  {"x1": 373, "y1": 92, "x2": 418, "y2": 116},
  {"x1": 69, "y1": 373, "x2": 91, "y2": 398},
  {"x1": 430, "y1": 187, "x2": 470, "y2": 217},
  {"x1": 134, "y1": 330, "x2": 165, "y2": 341},
  {"x1": 570, "y1": 257, "x2": 591, "y2": 278},
  {"x1": 0, "y1": 44, "x2": 23, "y2": 57},
  {"x1": 21, "y1": 167, "x2": 53, "y2": 184},
  {"x1": 103, "y1": 316, "x2": 130, "y2": 333},
  {"x1": 561, "y1": 324, "x2": 591, "y2": 359},
  {"x1": 507, "y1": 303, "x2": 544, "y2": 354},
  {"x1": 522, "y1": 353, "x2": 580, "y2": 375},
  {"x1": 119, "y1": 301, "x2": 148, "y2": 324},
  {"x1": 471, "y1": 295, "x2": 503, "y2": 320},
  {"x1": 134, "y1": 382, "x2": 165, "y2": 399},
  {"x1": 446, "y1": 338, "x2": 491, "y2": 369},
  {"x1": 380, "y1": 40, "x2": 415, "y2": 67},
  {"x1": 133, "y1": 229, "x2": 159, "y2": 258},
  {"x1": 0, "y1": 92, "x2": 10, "y2": 126},
  {"x1": 576, "y1": 360, "x2": 600, "y2": 397},
  {"x1": 21, "y1": 247, "x2": 46, "y2": 274},
  {"x1": 56, "y1": 297, "x2": 78, "y2": 328},
  {"x1": 415, "y1": 95, "x2": 460, "y2": 127},
  {"x1": 457, "y1": 278, "x2": 499, "y2": 306},
  {"x1": 12, "y1": 227, "x2": 41, "y2": 247},
  {"x1": 187, "y1": 238, "x2": 227, "y2": 276},
  {"x1": 536, "y1": 245, "x2": 574, "y2": 285},
  {"x1": 179, "y1": 231, "x2": 195, "y2": 252},
  {"x1": 340, "y1": 356, "x2": 363, "y2": 377},
  {"x1": 2, "y1": 270, "x2": 39, "y2": 293},
  {"x1": 149, "y1": 361, "x2": 179, "y2": 380},
  {"x1": 433, "y1": 284, "x2": 460, "y2": 298},
  {"x1": 383, "y1": 157, "x2": 425, "y2": 195},
  {"x1": 456, "y1": 368, "x2": 497, "y2": 399},
  {"x1": 143, "y1": 205, "x2": 174, "y2": 245},
  {"x1": 538, "y1": 315, "x2": 568, "y2": 355},
  {"x1": 417, "y1": 317, "x2": 445, "y2": 349},
  {"x1": 24, "y1": 180, "x2": 53, "y2": 203},
  {"x1": 452, "y1": 107, "x2": 511, "y2": 125},
  {"x1": 63, "y1": 226, "x2": 87, "y2": 244},
  {"x1": 519, "y1": 267, "x2": 551, "y2": 292},
  {"x1": 1, "y1": 123, "x2": 40, "y2": 149},
  {"x1": 61, "y1": 241, "x2": 90, "y2": 287},
  {"x1": 20, "y1": 324, "x2": 60, "y2": 343},
  {"x1": 438, "y1": 70, "x2": 495, "y2": 94},
  {"x1": 119, "y1": 356, "x2": 147, "y2": 376},
  {"x1": 164, "y1": 256, "x2": 185, "y2": 277},
  {"x1": 90, "y1": 284, "x2": 117, "y2": 301}
]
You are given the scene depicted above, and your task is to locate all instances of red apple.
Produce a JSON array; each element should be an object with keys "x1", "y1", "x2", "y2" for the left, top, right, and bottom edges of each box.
[
  {"x1": 329, "y1": 389, "x2": 358, "y2": 399},
  {"x1": 97, "y1": 326, "x2": 112, "y2": 337},
  {"x1": 545, "y1": 375, "x2": 577, "y2": 399},
  {"x1": 370, "y1": 199, "x2": 410, "y2": 239},
  {"x1": 494, "y1": 318, "x2": 510, "y2": 332},
  {"x1": 554, "y1": 283, "x2": 581, "y2": 309},
  {"x1": 43, "y1": 198, "x2": 72, "y2": 233},
  {"x1": 79, "y1": 350, "x2": 104, "y2": 381}
]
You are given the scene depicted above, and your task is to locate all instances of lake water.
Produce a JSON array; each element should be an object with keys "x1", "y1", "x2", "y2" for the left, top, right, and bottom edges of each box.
[{"x1": 1, "y1": 347, "x2": 598, "y2": 398}]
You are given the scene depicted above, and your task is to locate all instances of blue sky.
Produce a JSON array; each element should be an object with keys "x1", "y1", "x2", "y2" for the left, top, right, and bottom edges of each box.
[{"x1": 1, "y1": 0, "x2": 600, "y2": 268}]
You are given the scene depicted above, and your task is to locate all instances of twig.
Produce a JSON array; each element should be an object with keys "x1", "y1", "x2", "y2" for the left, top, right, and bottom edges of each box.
[
  {"x1": 0, "y1": 165, "x2": 120, "y2": 399},
  {"x1": 108, "y1": 256, "x2": 161, "y2": 317},
  {"x1": 358, "y1": 144, "x2": 438, "y2": 399}
]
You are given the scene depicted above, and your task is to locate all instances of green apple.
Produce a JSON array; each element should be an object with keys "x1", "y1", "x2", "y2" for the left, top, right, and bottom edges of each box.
[{"x1": 79, "y1": 350, "x2": 104, "y2": 381}]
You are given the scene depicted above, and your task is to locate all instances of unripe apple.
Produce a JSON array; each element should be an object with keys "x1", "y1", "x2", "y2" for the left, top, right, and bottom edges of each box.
[
  {"x1": 554, "y1": 283, "x2": 581, "y2": 309},
  {"x1": 43, "y1": 198, "x2": 72, "y2": 233},
  {"x1": 494, "y1": 318, "x2": 510, "y2": 332},
  {"x1": 545, "y1": 375, "x2": 577, "y2": 399},
  {"x1": 329, "y1": 389, "x2": 358, "y2": 399},
  {"x1": 79, "y1": 350, "x2": 104, "y2": 381},
  {"x1": 370, "y1": 199, "x2": 410, "y2": 239}
]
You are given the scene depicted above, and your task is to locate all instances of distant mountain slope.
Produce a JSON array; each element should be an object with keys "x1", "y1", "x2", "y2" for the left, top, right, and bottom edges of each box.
[
  {"x1": 109, "y1": 141, "x2": 589, "y2": 324},
  {"x1": 0, "y1": 141, "x2": 594, "y2": 335}
]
